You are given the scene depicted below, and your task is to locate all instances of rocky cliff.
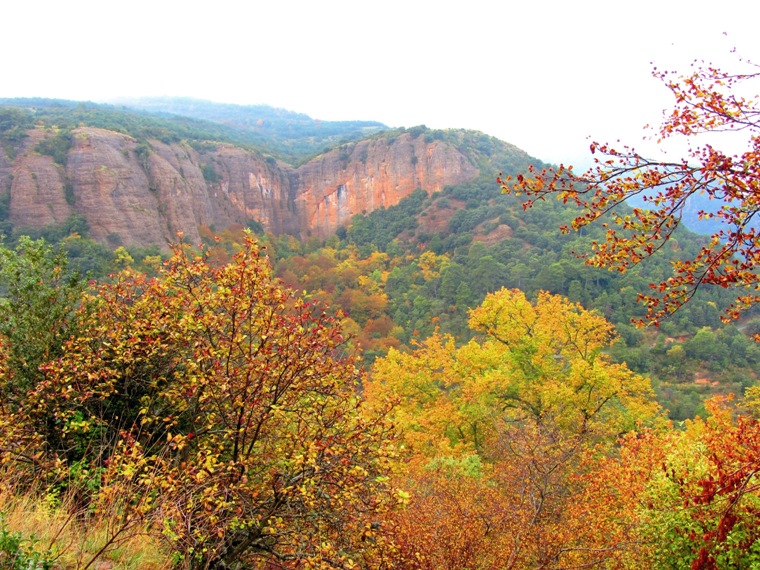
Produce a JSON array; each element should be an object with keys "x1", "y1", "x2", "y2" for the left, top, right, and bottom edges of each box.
[{"x1": 1, "y1": 126, "x2": 515, "y2": 247}]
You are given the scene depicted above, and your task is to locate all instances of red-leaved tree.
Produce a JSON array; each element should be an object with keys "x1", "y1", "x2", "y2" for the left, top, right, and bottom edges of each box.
[{"x1": 500, "y1": 55, "x2": 760, "y2": 330}]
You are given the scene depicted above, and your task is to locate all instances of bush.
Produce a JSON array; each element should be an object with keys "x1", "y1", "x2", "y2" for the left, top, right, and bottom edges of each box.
[
  {"x1": 201, "y1": 162, "x2": 221, "y2": 183},
  {"x1": 0, "y1": 234, "x2": 397, "y2": 568},
  {"x1": 0, "y1": 517, "x2": 53, "y2": 570},
  {"x1": 35, "y1": 129, "x2": 72, "y2": 166}
]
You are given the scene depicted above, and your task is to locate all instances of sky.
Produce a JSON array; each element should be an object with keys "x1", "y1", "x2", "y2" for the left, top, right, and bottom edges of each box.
[{"x1": 2, "y1": 1, "x2": 758, "y2": 167}]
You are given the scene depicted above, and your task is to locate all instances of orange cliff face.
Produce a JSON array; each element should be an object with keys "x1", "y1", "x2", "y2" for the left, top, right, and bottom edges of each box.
[
  {"x1": 1, "y1": 128, "x2": 481, "y2": 247},
  {"x1": 4, "y1": 129, "x2": 75, "y2": 231},
  {"x1": 295, "y1": 133, "x2": 478, "y2": 239}
]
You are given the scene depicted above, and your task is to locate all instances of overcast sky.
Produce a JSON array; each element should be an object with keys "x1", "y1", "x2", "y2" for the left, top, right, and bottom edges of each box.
[{"x1": 2, "y1": 1, "x2": 757, "y2": 167}]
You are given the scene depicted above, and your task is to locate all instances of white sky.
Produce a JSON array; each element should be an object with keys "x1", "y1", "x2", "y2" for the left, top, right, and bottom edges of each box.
[{"x1": 2, "y1": 1, "x2": 757, "y2": 167}]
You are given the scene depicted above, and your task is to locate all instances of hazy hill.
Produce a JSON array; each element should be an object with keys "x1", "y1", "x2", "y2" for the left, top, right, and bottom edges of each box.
[{"x1": 111, "y1": 97, "x2": 388, "y2": 163}]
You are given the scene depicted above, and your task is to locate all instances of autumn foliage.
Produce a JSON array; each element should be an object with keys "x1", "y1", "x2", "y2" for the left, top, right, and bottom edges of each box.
[
  {"x1": 365, "y1": 289, "x2": 664, "y2": 568},
  {"x1": 500, "y1": 56, "x2": 760, "y2": 328},
  {"x1": 4, "y1": 55, "x2": 760, "y2": 567},
  {"x1": 3, "y1": 234, "x2": 760, "y2": 567},
  {"x1": 0, "y1": 235, "x2": 397, "y2": 569},
  {"x1": 576, "y1": 396, "x2": 760, "y2": 570},
  {"x1": 363, "y1": 289, "x2": 760, "y2": 568}
]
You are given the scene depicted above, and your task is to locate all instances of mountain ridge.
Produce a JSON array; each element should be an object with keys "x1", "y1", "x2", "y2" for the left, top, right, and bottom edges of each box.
[
  {"x1": 110, "y1": 96, "x2": 389, "y2": 161},
  {"x1": 0, "y1": 99, "x2": 538, "y2": 247}
]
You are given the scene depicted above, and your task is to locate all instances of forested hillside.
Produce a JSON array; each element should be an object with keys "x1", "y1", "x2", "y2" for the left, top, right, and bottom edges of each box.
[
  {"x1": 2, "y1": 97, "x2": 756, "y2": 418},
  {"x1": 267, "y1": 177, "x2": 760, "y2": 420},
  {"x1": 2, "y1": 64, "x2": 760, "y2": 569}
]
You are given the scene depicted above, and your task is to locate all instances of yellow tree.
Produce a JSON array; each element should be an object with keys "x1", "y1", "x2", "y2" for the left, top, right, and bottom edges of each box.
[
  {"x1": 466, "y1": 289, "x2": 660, "y2": 443},
  {"x1": 367, "y1": 289, "x2": 662, "y2": 568}
]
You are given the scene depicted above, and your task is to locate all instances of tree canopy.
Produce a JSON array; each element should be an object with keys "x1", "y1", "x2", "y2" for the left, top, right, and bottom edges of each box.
[{"x1": 365, "y1": 289, "x2": 662, "y2": 568}]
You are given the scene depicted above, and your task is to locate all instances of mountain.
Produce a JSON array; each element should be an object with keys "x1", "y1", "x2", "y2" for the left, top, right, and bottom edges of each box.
[
  {"x1": 1, "y1": 99, "x2": 755, "y2": 422},
  {"x1": 110, "y1": 97, "x2": 389, "y2": 161},
  {"x1": 0, "y1": 100, "x2": 539, "y2": 248}
]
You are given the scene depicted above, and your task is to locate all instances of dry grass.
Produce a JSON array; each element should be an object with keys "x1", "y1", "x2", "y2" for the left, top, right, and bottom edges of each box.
[{"x1": 0, "y1": 479, "x2": 172, "y2": 570}]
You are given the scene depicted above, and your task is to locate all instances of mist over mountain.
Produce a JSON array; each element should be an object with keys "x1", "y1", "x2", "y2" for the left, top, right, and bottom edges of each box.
[{"x1": 110, "y1": 97, "x2": 389, "y2": 162}]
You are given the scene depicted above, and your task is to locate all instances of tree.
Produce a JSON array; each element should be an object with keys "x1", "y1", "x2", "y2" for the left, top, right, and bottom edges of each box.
[
  {"x1": 1, "y1": 235, "x2": 398, "y2": 569},
  {"x1": 467, "y1": 289, "x2": 661, "y2": 439},
  {"x1": 386, "y1": 458, "x2": 517, "y2": 570},
  {"x1": 0, "y1": 236, "x2": 88, "y2": 395},
  {"x1": 500, "y1": 56, "x2": 760, "y2": 329},
  {"x1": 365, "y1": 289, "x2": 662, "y2": 568},
  {"x1": 600, "y1": 396, "x2": 760, "y2": 569}
]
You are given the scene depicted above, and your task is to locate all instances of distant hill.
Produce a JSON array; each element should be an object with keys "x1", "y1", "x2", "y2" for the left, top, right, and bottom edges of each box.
[
  {"x1": 111, "y1": 97, "x2": 388, "y2": 163},
  {"x1": 628, "y1": 189, "x2": 760, "y2": 237}
]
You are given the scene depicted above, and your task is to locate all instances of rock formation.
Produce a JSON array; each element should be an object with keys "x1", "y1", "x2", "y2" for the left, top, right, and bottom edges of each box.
[{"x1": 1, "y1": 126, "x2": 501, "y2": 247}]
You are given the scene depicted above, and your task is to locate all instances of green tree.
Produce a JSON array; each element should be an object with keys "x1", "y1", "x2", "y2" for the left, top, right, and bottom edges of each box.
[
  {"x1": 0, "y1": 237, "x2": 87, "y2": 395},
  {"x1": 35, "y1": 128, "x2": 72, "y2": 165}
]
